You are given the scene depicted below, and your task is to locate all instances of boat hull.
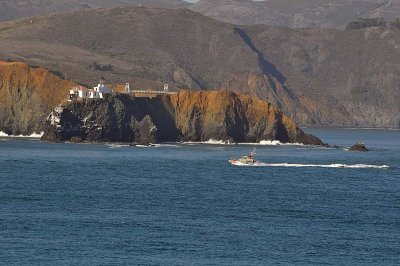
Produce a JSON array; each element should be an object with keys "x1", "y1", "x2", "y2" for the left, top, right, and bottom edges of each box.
[{"x1": 228, "y1": 159, "x2": 261, "y2": 166}]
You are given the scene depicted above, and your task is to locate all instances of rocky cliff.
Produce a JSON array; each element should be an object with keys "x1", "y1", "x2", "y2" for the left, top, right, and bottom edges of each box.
[
  {"x1": 0, "y1": 60, "x2": 321, "y2": 144},
  {"x1": 41, "y1": 91, "x2": 323, "y2": 145},
  {"x1": 0, "y1": 61, "x2": 76, "y2": 135}
]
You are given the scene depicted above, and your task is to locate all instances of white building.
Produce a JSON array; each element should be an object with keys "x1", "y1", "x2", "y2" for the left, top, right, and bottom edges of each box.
[
  {"x1": 69, "y1": 79, "x2": 112, "y2": 101},
  {"x1": 69, "y1": 86, "x2": 92, "y2": 100},
  {"x1": 94, "y1": 78, "x2": 112, "y2": 96}
]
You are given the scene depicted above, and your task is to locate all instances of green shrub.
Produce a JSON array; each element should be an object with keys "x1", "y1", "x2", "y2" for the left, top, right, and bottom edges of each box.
[{"x1": 89, "y1": 61, "x2": 113, "y2": 72}]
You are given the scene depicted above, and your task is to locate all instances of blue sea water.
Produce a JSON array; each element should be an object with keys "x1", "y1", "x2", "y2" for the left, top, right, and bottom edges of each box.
[{"x1": 0, "y1": 128, "x2": 399, "y2": 265}]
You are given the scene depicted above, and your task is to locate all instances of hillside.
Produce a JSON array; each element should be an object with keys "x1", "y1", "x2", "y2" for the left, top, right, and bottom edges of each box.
[
  {"x1": 0, "y1": 7, "x2": 261, "y2": 90},
  {"x1": 3, "y1": 0, "x2": 400, "y2": 30},
  {"x1": 244, "y1": 25, "x2": 400, "y2": 127},
  {"x1": 0, "y1": 7, "x2": 399, "y2": 128},
  {"x1": 190, "y1": 0, "x2": 400, "y2": 29},
  {"x1": 0, "y1": 0, "x2": 190, "y2": 22}
]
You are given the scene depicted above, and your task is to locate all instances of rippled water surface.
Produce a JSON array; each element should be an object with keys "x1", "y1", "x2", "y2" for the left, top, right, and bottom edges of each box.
[{"x1": 0, "y1": 128, "x2": 399, "y2": 265}]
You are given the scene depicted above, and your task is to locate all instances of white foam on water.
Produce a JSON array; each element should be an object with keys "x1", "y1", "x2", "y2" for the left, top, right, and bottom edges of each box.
[
  {"x1": 105, "y1": 144, "x2": 130, "y2": 149},
  {"x1": 136, "y1": 144, "x2": 157, "y2": 148},
  {"x1": 243, "y1": 140, "x2": 305, "y2": 146},
  {"x1": 183, "y1": 139, "x2": 231, "y2": 145},
  {"x1": 232, "y1": 162, "x2": 389, "y2": 169},
  {"x1": 136, "y1": 144, "x2": 167, "y2": 148},
  {"x1": 106, "y1": 143, "x2": 181, "y2": 148},
  {"x1": 0, "y1": 131, "x2": 44, "y2": 138}
]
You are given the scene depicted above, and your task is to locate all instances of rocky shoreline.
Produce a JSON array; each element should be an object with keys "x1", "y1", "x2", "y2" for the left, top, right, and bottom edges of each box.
[{"x1": 41, "y1": 91, "x2": 324, "y2": 146}]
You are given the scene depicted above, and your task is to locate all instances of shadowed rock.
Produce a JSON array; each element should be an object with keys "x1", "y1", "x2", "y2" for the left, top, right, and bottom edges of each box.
[
  {"x1": 41, "y1": 91, "x2": 324, "y2": 145},
  {"x1": 349, "y1": 142, "x2": 369, "y2": 152}
]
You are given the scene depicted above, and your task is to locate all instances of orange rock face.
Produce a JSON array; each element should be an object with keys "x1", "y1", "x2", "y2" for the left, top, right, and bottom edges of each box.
[
  {"x1": 42, "y1": 90, "x2": 323, "y2": 144},
  {"x1": 166, "y1": 90, "x2": 310, "y2": 143},
  {"x1": 0, "y1": 61, "x2": 76, "y2": 134}
]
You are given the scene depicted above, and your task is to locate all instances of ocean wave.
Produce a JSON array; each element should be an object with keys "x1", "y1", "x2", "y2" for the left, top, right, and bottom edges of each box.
[
  {"x1": 183, "y1": 139, "x2": 231, "y2": 145},
  {"x1": 242, "y1": 140, "x2": 304, "y2": 146},
  {"x1": 135, "y1": 144, "x2": 160, "y2": 148},
  {"x1": 0, "y1": 131, "x2": 44, "y2": 138},
  {"x1": 107, "y1": 143, "x2": 181, "y2": 148},
  {"x1": 105, "y1": 144, "x2": 130, "y2": 149},
  {"x1": 232, "y1": 162, "x2": 389, "y2": 169},
  {"x1": 134, "y1": 144, "x2": 181, "y2": 148}
]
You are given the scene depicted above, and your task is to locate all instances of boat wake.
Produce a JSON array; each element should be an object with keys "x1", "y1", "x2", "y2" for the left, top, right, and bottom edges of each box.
[
  {"x1": 184, "y1": 139, "x2": 305, "y2": 146},
  {"x1": 233, "y1": 162, "x2": 389, "y2": 169}
]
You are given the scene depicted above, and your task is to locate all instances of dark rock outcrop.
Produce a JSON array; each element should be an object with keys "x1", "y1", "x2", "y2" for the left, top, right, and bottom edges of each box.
[
  {"x1": 349, "y1": 142, "x2": 369, "y2": 152},
  {"x1": 41, "y1": 91, "x2": 324, "y2": 145}
]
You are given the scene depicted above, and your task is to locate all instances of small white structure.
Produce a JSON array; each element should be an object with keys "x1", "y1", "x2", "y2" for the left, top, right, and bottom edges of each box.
[
  {"x1": 125, "y1": 83, "x2": 130, "y2": 93},
  {"x1": 163, "y1": 84, "x2": 169, "y2": 92},
  {"x1": 69, "y1": 79, "x2": 112, "y2": 101},
  {"x1": 93, "y1": 78, "x2": 112, "y2": 95}
]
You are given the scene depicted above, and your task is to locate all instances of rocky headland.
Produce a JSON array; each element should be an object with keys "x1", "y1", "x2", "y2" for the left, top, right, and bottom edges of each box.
[
  {"x1": 0, "y1": 60, "x2": 323, "y2": 145},
  {"x1": 41, "y1": 91, "x2": 323, "y2": 145}
]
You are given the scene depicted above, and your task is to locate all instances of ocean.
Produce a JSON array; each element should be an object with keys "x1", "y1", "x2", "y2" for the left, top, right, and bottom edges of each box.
[{"x1": 0, "y1": 128, "x2": 399, "y2": 265}]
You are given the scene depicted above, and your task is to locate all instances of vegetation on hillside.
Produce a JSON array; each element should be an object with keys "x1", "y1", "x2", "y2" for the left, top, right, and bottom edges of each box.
[{"x1": 345, "y1": 18, "x2": 387, "y2": 30}]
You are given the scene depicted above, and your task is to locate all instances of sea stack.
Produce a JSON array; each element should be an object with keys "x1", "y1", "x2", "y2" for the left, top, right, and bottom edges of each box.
[{"x1": 349, "y1": 142, "x2": 369, "y2": 152}]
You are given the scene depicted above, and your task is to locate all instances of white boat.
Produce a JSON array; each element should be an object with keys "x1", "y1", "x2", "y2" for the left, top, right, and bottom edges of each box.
[{"x1": 229, "y1": 148, "x2": 260, "y2": 166}]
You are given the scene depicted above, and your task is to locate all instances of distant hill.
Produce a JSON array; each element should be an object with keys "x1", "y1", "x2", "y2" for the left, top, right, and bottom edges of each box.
[
  {"x1": 0, "y1": 0, "x2": 190, "y2": 22},
  {"x1": 190, "y1": 0, "x2": 400, "y2": 29},
  {"x1": 0, "y1": 7, "x2": 399, "y2": 128},
  {"x1": 4, "y1": 0, "x2": 400, "y2": 30}
]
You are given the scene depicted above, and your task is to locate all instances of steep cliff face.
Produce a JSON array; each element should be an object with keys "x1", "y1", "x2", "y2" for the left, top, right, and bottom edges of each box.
[
  {"x1": 42, "y1": 91, "x2": 323, "y2": 145},
  {"x1": 0, "y1": 61, "x2": 76, "y2": 135}
]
